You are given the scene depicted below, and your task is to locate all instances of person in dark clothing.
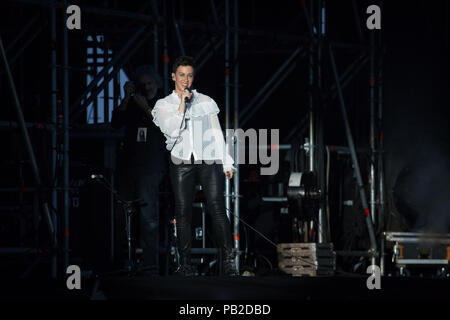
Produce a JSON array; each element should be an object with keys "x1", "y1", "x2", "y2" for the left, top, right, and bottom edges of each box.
[{"x1": 111, "y1": 65, "x2": 167, "y2": 275}]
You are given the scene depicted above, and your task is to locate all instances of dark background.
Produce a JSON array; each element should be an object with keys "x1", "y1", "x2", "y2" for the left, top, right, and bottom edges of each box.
[{"x1": 0, "y1": 0, "x2": 449, "y2": 277}]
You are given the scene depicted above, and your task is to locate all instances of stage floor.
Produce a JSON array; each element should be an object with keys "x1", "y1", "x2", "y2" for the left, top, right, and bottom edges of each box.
[{"x1": 1, "y1": 273, "x2": 449, "y2": 301}]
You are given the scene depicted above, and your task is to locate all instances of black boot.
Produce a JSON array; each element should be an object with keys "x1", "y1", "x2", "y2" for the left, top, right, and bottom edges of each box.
[
  {"x1": 173, "y1": 211, "x2": 194, "y2": 276},
  {"x1": 223, "y1": 250, "x2": 239, "y2": 276}
]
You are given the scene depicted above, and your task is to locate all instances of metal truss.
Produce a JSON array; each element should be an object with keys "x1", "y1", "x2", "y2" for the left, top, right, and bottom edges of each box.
[{"x1": 0, "y1": 0, "x2": 385, "y2": 278}]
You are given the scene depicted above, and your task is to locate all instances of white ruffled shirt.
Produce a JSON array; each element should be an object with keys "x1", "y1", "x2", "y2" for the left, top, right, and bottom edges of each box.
[{"x1": 151, "y1": 90, "x2": 235, "y2": 172}]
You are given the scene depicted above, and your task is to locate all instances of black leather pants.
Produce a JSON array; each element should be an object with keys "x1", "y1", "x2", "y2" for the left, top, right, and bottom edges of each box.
[{"x1": 169, "y1": 156, "x2": 233, "y2": 264}]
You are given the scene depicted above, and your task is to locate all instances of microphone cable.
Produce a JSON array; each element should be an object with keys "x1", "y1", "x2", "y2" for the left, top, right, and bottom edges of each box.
[
  {"x1": 169, "y1": 88, "x2": 192, "y2": 153},
  {"x1": 223, "y1": 206, "x2": 320, "y2": 269}
]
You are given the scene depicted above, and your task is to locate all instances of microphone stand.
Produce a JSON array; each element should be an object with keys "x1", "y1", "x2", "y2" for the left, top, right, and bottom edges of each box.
[{"x1": 91, "y1": 175, "x2": 145, "y2": 277}]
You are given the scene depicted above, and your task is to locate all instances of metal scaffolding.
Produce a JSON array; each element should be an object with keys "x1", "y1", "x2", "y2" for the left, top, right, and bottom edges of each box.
[{"x1": 0, "y1": 0, "x2": 385, "y2": 278}]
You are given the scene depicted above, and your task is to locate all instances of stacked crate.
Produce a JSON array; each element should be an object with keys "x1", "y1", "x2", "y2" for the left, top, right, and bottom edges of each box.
[{"x1": 277, "y1": 243, "x2": 336, "y2": 276}]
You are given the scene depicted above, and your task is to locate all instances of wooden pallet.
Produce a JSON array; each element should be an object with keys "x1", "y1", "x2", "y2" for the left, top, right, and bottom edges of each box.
[
  {"x1": 278, "y1": 263, "x2": 334, "y2": 277},
  {"x1": 277, "y1": 243, "x2": 335, "y2": 277},
  {"x1": 278, "y1": 243, "x2": 333, "y2": 254}
]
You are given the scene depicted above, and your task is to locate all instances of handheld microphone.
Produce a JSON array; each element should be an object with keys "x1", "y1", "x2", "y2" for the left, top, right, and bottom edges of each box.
[
  {"x1": 170, "y1": 87, "x2": 192, "y2": 153},
  {"x1": 91, "y1": 174, "x2": 104, "y2": 180},
  {"x1": 184, "y1": 87, "x2": 192, "y2": 104}
]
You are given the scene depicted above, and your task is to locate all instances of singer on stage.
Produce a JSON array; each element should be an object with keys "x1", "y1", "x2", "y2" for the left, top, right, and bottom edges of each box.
[{"x1": 151, "y1": 56, "x2": 238, "y2": 276}]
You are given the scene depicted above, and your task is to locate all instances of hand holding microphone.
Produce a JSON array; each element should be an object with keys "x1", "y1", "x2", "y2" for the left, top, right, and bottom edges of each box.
[
  {"x1": 181, "y1": 87, "x2": 193, "y2": 104},
  {"x1": 177, "y1": 87, "x2": 193, "y2": 116}
]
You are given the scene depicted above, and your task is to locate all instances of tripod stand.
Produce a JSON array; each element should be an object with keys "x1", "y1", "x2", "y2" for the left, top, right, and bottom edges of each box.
[
  {"x1": 117, "y1": 198, "x2": 143, "y2": 274},
  {"x1": 92, "y1": 174, "x2": 144, "y2": 276}
]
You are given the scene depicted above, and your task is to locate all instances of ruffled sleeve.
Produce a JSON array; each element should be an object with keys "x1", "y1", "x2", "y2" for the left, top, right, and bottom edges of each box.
[
  {"x1": 151, "y1": 98, "x2": 186, "y2": 139},
  {"x1": 190, "y1": 96, "x2": 220, "y2": 118}
]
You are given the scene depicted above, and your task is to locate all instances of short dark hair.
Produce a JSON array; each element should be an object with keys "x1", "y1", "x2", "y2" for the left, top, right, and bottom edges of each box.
[{"x1": 172, "y1": 56, "x2": 196, "y2": 74}]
